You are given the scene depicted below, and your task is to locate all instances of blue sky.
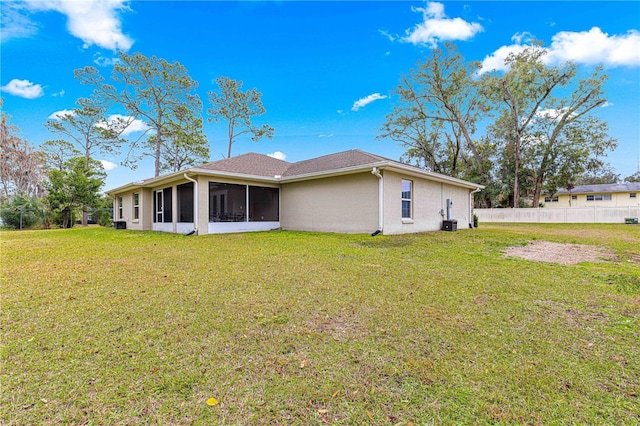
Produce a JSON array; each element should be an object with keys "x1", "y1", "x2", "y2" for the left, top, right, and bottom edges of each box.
[{"x1": 2, "y1": 0, "x2": 639, "y2": 191}]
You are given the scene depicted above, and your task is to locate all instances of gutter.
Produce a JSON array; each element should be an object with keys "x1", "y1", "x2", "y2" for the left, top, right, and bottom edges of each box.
[
  {"x1": 371, "y1": 167, "x2": 383, "y2": 235},
  {"x1": 183, "y1": 173, "x2": 198, "y2": 235}
]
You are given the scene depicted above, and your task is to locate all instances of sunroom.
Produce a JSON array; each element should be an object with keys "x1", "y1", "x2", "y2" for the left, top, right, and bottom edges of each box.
[
  {"x1": 151, "y1": 180, "x2": 280, "y2": 234},
  {"x1": 207, "y1": 182, "x2": 280, "y2": 234}
]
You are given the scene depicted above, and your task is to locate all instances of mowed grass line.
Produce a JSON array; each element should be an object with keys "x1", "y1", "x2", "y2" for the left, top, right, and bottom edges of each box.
[{"x1": 1, "y1": 224, "x2": 638, "y2": 425}]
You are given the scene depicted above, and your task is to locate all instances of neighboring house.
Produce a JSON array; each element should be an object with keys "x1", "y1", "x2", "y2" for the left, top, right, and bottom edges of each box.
[
  {"x1": 107, "y1": 150, "x2": 484, "y2": 235},
  {"x1": 544, "y1": 183, "x2": 640, "y2": 208}
]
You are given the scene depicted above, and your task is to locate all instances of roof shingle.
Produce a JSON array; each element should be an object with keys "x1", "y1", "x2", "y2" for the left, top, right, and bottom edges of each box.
[
  {"x1": 282, "y1": 150, "x2": 387, "y2": 177},
  {"x1": 196, "y1": 152, "x2": 291, "y2": 177}
]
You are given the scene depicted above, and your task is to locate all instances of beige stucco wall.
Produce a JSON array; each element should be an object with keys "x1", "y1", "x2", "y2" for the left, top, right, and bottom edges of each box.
[
  {"x1": 194, "y1": 175, "x2": 209, "y2": 235},
  {"x1": 280, "y1": 172, "x2": 379, "y2": 233},
  {"x1": 112, "y1": 188, "x2": 152, "y2": 231},
  {"x1": 544, "y1": 192, "x2": 639, "y2": 208},
  {"x1": 382, "y1": 170, "x2": 472, "y2": 234}
]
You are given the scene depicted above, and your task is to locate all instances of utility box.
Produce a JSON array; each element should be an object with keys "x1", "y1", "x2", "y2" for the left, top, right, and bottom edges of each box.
[
  {"x1": 442, "y1": 219, "x2": 457, "y2": 231},
  {"x1": 625, "y1": 218, "x2": 638, "y2": 224}
]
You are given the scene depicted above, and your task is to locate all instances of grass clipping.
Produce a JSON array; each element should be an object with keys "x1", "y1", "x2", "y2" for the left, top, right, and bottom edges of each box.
[{"x1": 504, "y1": 240, "x2": 618, "y2": 265}]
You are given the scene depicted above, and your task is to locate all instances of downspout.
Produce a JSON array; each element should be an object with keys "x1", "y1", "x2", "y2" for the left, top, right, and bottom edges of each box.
[
  {"x1": 184, "y1": 173, "x2": 198, "y2": 235},
  {"x1": 470, "y1": 187, "x2": 481, "y2": 228},
  {"x1": 371, "y1": 167, "x2": 383, "y2": 236}
]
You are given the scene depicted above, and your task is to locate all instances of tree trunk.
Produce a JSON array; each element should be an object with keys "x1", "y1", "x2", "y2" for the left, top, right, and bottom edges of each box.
[
  {"x1": 533, "y1": 179, "x2": 543, "y2": 208},
  {"x1": 513, "y1": 139, "x2": 520, "y2": 208}
]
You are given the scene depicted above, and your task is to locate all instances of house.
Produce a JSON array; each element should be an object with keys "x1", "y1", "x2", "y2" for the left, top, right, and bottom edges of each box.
[
  {"x1": 106, "y1": 150, "x2": 484, "y2": 235},
  {"x1": 544, "y1": 183, "x2": 640, "y2": 208}
]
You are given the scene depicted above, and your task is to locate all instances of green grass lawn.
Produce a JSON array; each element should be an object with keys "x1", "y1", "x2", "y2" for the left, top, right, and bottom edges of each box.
[{"x1": 2, "y1": 224, "x2": 639, "y2": 425}]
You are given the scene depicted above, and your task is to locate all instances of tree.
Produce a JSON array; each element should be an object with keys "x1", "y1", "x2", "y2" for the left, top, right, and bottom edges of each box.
[
  {"x1": 480, "y1": 44, "x2": 614, "y2": 207},
  {"x1": 575, "y1": 159, "x2": 620, "y2": 185},
  {"x1": 40, "y1": 139, "x2": 81, "y2": 172},
  {"x1": 625, "y1": 171, "x2": 640, "y2": 183},
  {"x1": 91, "y1": 194, "x2": 115, "y2": 227},
  {"x1": 44, "y1": 97, "x2": 127, "y2": 169},
  {"x1": 537, "y1": 116, "x2": 617, "y2": 194},
  {"x1": 43, "y1": 98, "x2": 127, "y2": 225},
  {"x1": 155, "y1": 105, "x2": 209, "y2": 173},
  {"x1": 379, "y1": 44, "x2": 489, "y2": 182},
  {"x1": 484, "y1": 114, "x2": 533, "y2": 207},
  {"x1": 0, "y1": 109, "x2": 46, "y2": 201},
  {"x1": 45, "y1": 157, "x2": 106, "y2": 228},
  {"x1": 75, "y1": 52, "x2": 205, "y2": 176},
  {"x1": 208, "y1": 76, "x2": 274, "y2": 158}
]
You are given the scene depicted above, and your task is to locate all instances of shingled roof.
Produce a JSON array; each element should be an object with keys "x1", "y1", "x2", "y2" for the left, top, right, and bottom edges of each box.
[
  {"x1": 108, "y1": 149, "x2": 482, "y2": 194},
  {"x1": 194, "y1": 150, "x2": 390, "y2": 178},
  {"x1": 197, "y1": 152, "x2": 291, "y2": 177},
  {"x1": 556, "y1": 183, "x2": 640, "y2": 194},
  {"x1": 282, "y1": 150, "x2": 387, "y2": 177}
]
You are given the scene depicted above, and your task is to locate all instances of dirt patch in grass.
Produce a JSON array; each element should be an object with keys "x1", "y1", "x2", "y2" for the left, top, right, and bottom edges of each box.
[{"x1": 504, "y1": 240, "x2": 618, "y2": 265}]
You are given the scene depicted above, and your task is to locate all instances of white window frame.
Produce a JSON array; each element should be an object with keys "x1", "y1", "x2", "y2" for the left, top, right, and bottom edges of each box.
[
  {"x1": 117, "y1": 196, "x2": 123, "y2": 219},
  {"x1": 587, "y1": 194, "x2": 612, "y2": 201},
  {"x1": 133, "y1": 192, "x2": 139, "y2": 221},
  {"x1": 155, "y1": 190, "x2": 164, "y2": 223},
  {"x1": 401, "y1": 179, "x2": 412, "y2": 220}
]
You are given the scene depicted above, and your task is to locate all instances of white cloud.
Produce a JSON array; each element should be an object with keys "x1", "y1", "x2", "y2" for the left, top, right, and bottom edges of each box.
[
  {"x1": 24, "y1": 0, "x2": 133, "y2": 51},
  {"x1": 403, "y1": 1, "x2": 483, "y2": 47},
  {"x1": 0, "y1": 2, "x2": 38, "y2": 42},
  {"x1": 51, "y1": 89, "x2": 65, "y2": 97},
  {"x1": 48, "y1": 109, "x2": 75, "y2": 119},
  {"x1": 318, "y1": 133, "x2": 334, "y2": 138},
  {"x1": 379, "y1": 29, "x2": 397, "y2": 42},
  {"x1": 546, "y1": 27, "x2": 640, "y2": 67},
  {"x1": 478, "y1": 44, "x2": 529, "y2": 74},
  {"x1": 99, "y1": 160, "x2": 117, "y2": 171},
  {"x1": 1, "y1": 78, "x2": 44, "y2": 99},
  {"x1": 479, "y1": 27, "x2": 640, "y2": 74},
  {"x1": 267, "y1": 151, "x2": 287, "y2": 161},
  {"x1": 351, "y1": 93, "x2": 388, "y2": 111}
]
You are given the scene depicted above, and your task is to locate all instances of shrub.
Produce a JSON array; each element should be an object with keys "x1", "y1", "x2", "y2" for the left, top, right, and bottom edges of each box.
[{"x1": 0, "y1": 195, "x2": 45, "y2": 229}]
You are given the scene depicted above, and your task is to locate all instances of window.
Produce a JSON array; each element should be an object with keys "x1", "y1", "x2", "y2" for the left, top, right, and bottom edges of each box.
[
  {"x1": 209, "y1": 182, "x2": 279, "y2": 222},
  {"x1": 209, "y1": 182, "x2": 246, "y2": 222},
  {"x1": 133, "y1": 193, "x2": 139, "y2": 220},
  {"x1": 117, "y1": 196, "x2": 123, "y2": 219},
  {"x1": 544, "y1": 196, "x2": 559, "y2": 203},
  {"x1": 153, "y1": 188, "x2": 172, "y2": 223},
  {"x1": 249, "y1": 186, "x2": 279, "y2": 221},
  {"x1": 401, "y1": 180, "x2": 412, "y2": 219},
  {"x1": 586, "y1": 194, "x2": 612, "y2": 201},
  {"x1": 177, "y1": 183, "x2": 194, "y2": 222},
  {"x1": 571, "y1": 195, "x2": 577, "y2": 200},
  {"x1": 631, "y1": 193, "x2": 637, "y2": 198}
]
